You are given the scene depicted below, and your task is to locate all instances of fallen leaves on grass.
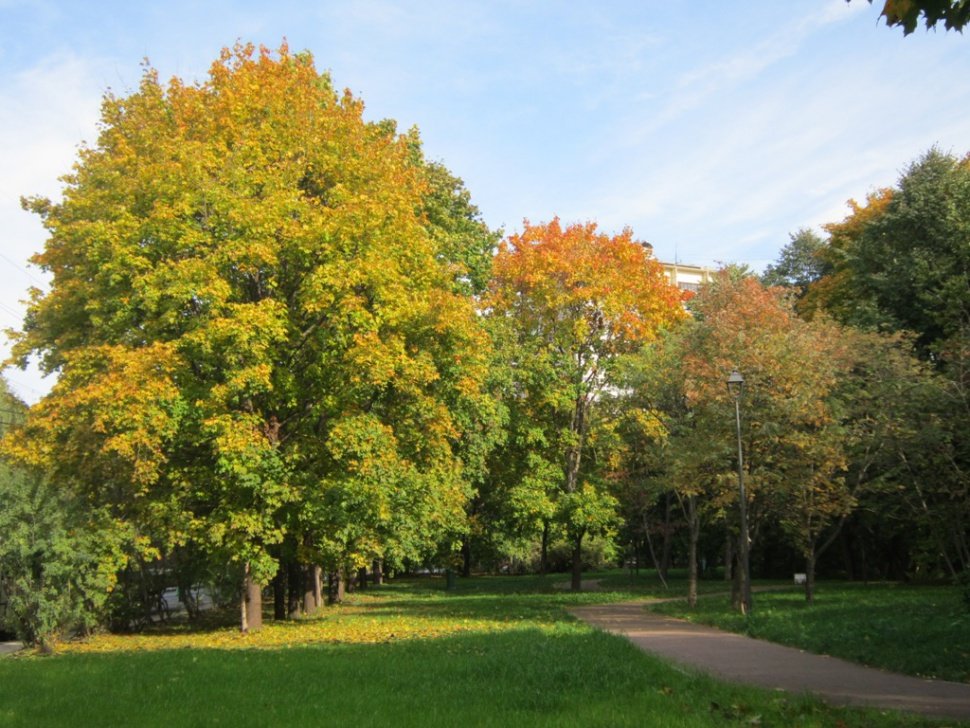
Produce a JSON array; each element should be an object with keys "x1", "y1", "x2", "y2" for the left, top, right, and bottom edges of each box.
[{"x1": 57, "y1": 600, "x2": 531, "y2": 655}]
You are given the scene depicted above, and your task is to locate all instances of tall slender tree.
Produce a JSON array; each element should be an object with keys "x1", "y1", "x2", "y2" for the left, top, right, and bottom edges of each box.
[{"x1": 487, "y1": 219, "x2": 684, "y2": 590}]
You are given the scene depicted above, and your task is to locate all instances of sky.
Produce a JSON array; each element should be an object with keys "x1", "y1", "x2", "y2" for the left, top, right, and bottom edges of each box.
[{"x1": 1, "y1": 0, "x2": 969, "y2": 403}]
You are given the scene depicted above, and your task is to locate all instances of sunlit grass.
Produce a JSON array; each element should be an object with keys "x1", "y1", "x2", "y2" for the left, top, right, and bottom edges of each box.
[
  {"x1": 0, "y1": 573, "x2": 961, "y2": 727},
  {"x1": 0, "y1": 596, "x2": 936, "y2": 728}
]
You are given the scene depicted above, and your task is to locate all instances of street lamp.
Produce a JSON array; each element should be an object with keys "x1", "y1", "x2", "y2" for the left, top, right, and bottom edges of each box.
[{"x1": 727, "y1": 370, "x2": 752, "y2": 615}]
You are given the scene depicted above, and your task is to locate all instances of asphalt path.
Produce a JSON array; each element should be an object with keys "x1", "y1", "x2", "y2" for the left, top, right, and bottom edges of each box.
[{"x1": 571, "y1": 598, "x2": 970, "y2": 721}]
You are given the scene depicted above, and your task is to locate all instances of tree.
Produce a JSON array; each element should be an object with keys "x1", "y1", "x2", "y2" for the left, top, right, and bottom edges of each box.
[
  {"x1": 807, "y1": 149, "x2": 970, "y2": 353},
  {"x1": 609, "y1": 329, "x2": 712, "y2": 605},
  {"x1": 683, "y1": 271, "x2": 854, "y2": 606},
  {"x1": 804, "y1": 149, "x2": 970, "y2": 581},
  {"x1": 854, "y1": 0, "x2": 970, "y2": 34},
  {"x1": 761, "y1": 228, "x2": 828, "y2": 301},
  {"x1": 486, "y1": 219, "x2": 685, "y2": 590},
  {"x1": 8, "y1": 44, "x2": 497, "y2": 632},
  {"x1": 0, "y1": 379, "x2": 128, "y2": 652}
]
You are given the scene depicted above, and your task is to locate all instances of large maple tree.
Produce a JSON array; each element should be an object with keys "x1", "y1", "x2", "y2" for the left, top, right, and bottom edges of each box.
[{"x1": 9, "y1": 44, "x2": 498, "y2": 631}]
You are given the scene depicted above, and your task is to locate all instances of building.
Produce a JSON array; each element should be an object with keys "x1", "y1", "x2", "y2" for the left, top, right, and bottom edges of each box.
[{"x1": 660, "y1": 261, "x2": 714, "y2": 294}]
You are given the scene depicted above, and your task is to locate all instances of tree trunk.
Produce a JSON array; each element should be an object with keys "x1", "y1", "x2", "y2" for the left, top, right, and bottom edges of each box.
[
  {"x1": 328, "y1": 570, "x2": 345, "y2": 604},
  {"x1": 642, "y1": 512, "x2": 668, "y2": 590},
  {"x1": 344, "y1": 567, "x2": 356, "y2": 594},
  {"x1": 287, "y1": 560, "x2": 302, "y2": 618},
  {"x1": 303, "y1": 564, "x2": 318, "y2": 616},
  {"x1": 730, "y1": 545, "x2": 741, "y2": 612},
  {"x1": 177, "y1": 578, "x2": 200, "y2": 622},
  {"x1": 686, "y1": 496, "x2": 699, "y2": 609},
  {"x1": 571, "y1": 533, "x2": 584, "y2": 592},
  {"x1": 660, "y1": 492, "x2": 673, "y2": 581},
  {"x1": 805, "y1": 547, "x2": 816, "y2": 605},
  {"x1": 242, "y1": 562, "x2": 262, "y2": 632},
  {"x1": 357, "y1": 567, "x2": 368, "y2": 590},
  {"x1": 313, "y1": 565, "x2": 323, "y2": 606},
  {"x1": 372, "y1": 559, "x2": 383, "y2": 586},
  {"x1": 272, "y1": 567, "x2": 286, "y2": 621}
]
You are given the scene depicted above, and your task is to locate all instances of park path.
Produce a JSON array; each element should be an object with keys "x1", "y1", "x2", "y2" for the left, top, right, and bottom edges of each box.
[{"x1": 570, "y1": 598, "x2": 970, "y2": 721}]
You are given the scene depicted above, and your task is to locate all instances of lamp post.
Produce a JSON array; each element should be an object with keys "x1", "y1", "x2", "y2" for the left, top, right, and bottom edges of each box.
[{"x1": 727, "y1": 370, "x2": 752, "y2": 615}]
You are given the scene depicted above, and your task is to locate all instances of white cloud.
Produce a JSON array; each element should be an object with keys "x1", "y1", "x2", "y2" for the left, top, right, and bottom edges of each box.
[{"x1": 0, "y1": 51, "x2": 105, "y2": 402}]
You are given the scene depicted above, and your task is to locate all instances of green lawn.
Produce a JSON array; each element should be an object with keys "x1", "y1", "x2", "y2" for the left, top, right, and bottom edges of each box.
[
  {"x1": 649, "y1": 581, "x2": 970, "y2": 683},
  {"x1": 0, "y1": 574, "x2": 960, "y2": 727}
]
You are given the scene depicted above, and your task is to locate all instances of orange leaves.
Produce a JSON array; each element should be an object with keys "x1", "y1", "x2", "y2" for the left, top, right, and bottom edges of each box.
[
  {"x1": 490, "y1": 219, "x2": 685, "y2": 358},
  {"x1": 4, "y1": 342, "x2": 184, "y2": 490}
]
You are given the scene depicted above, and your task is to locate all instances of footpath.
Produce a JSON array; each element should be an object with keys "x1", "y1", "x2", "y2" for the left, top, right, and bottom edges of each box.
[{"x1": 570, "y1": 598, "x2": 970, "y2": 721}]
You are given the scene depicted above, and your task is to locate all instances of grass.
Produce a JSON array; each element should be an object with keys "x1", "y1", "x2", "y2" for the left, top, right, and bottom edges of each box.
[
  {"x1": 649, "y1": 581, "x2": 970, "y2": 683},
  {"x1": 0, "y1": 573, "x2": 962, "y2": 727}
]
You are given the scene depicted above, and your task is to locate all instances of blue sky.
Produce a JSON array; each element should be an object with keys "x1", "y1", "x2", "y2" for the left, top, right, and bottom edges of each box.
[{"x1": 2, "y1": 0, "x2": 969, "y2": 402}]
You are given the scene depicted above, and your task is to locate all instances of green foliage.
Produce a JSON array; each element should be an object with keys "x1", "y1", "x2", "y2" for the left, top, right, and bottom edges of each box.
[
  {"x1": 812, "y1": 149, "x2": 970, "y2": 352},
  {"x1": 0, "y1": 380, "x2": 127, "y2": 651},
  {"x1": 760, "y1": 228, "x2": 827, "y2": 299},
  {"x1": 804, "y1": 149, "x2": 970, "y2": 578},
  {"x1": 0, "y1": 478, "x2": 128, "y2": 651}
]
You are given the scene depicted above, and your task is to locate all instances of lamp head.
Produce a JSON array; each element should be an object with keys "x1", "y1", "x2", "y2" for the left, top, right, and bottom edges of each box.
[{"x1": 727, "y1": 370, "x2": 744, "y2": 397}]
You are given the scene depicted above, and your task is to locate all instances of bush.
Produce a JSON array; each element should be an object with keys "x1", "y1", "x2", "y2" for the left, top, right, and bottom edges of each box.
[{"x1": 0, "y1": 469, "x2": 127, "y2": 652}]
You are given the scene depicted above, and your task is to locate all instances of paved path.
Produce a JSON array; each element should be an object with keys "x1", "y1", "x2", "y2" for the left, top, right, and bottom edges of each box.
[{"x1": 570, "y1": 599, "x2": 970, "y2": 721}]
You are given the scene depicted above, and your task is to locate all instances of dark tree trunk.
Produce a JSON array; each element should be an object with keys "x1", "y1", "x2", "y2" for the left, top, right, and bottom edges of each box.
[
  {"x1": 642, "y1": 512, "x2": 668, "y2": 590},
  {"x1": 287, "y1": 560, "x2": 302, "y2": 618},
  {"x1": 176, "y1": 576, "x2": 201, "y2": 621},
  {"x1": 327, "y1": 571, "x2": 345, "y2": 604},
  {"x1": 272, "y1": 567, "x2": 286, "y2": 620},
  {"x1": 372, "y1": 559, "x2": 383, "y2": 585},
  {"x1": 660, "y1": 492, "x2": 673, "y2": 580},
  {"x1": 730, "y1": 544, "x2": 741, "y2": 612},
  {"x1": 345, "y1": 567, "x2": 356, "y2": 594},
  {"x1": 571, "y1": 533, "x2": 584, "y2": 592},
  {"x1": 357, "y1": 567, "x2": 368, "y2": 590},
  {"x1": 686, "y1": 496, "x2": 699, "y2": 609}
]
